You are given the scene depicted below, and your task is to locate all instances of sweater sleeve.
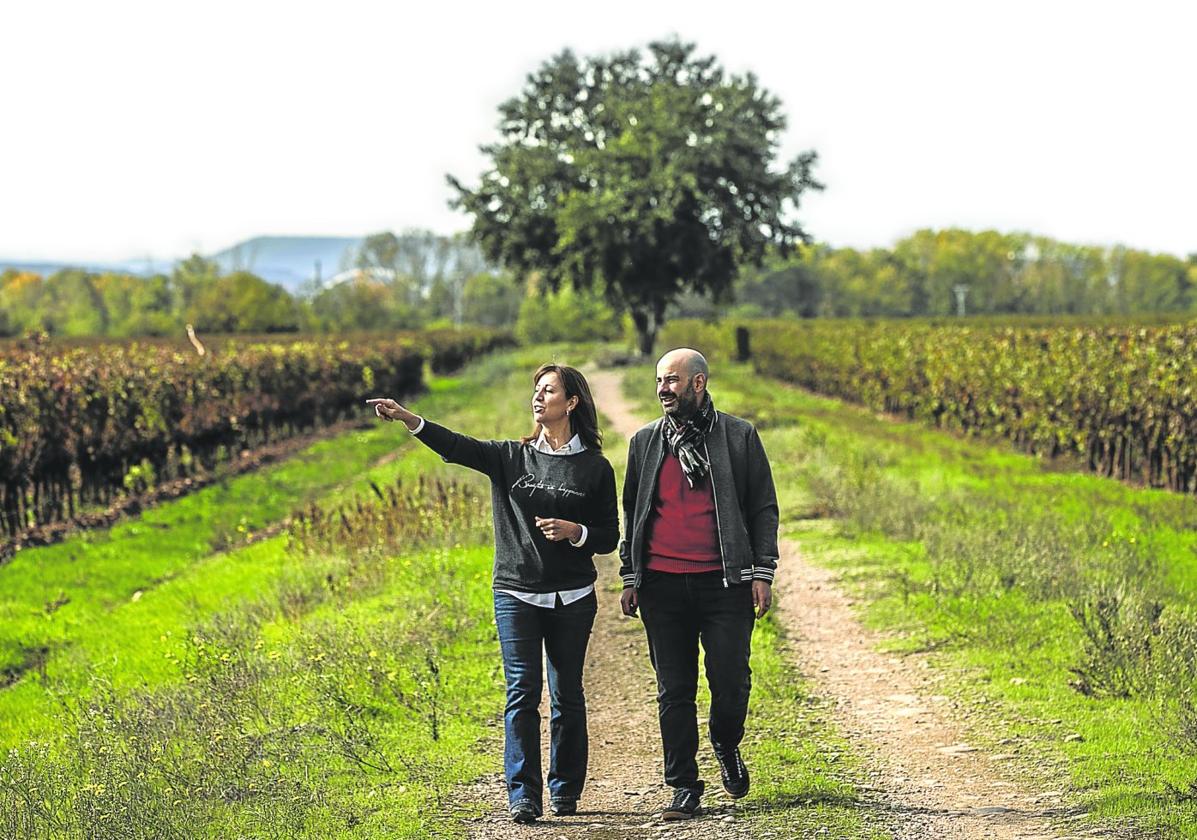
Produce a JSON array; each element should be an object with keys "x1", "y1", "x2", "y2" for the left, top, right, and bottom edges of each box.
[
  {"x1": 583, "y1": 458, "x2": 620, "y2": 556},
  {"x1": 617, "y1": 435, "x2": 640, "y2": 589},
  {"x1": 744, "y1": 426, "x2": 780, "y2": 583},
  {"x1": 413, "y1": 419, "x2": 506, "y2": 479}
]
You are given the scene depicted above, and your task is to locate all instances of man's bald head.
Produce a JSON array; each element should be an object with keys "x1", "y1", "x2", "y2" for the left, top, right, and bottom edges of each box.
[
  {"x1": 655, "y1": 348, "x2": 710, "y2": 420},
  {"x1": 657, "y1": 348, "x2": 709, "y2": 381}
]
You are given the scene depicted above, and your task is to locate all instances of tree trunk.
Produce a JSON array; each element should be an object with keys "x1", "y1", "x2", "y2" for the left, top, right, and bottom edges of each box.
[{"x1": 631, "y1": 310, "x2": 657, "y2": 357}]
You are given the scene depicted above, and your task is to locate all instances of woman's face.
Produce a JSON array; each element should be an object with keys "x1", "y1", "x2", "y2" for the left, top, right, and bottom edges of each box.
[{"x1": 532, "y1": 371, "x2": 575, "y2": 427}]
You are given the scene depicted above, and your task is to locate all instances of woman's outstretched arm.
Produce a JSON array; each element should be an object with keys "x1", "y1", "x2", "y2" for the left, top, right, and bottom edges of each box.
[{"x1": 367, "y1": 397, "x2": 505, "y2": 478}]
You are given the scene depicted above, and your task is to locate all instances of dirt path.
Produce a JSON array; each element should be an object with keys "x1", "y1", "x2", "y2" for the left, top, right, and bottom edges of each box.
[
  {"x1": 465, "y1": 369, "x2": 1093, "y2": 839},
  {"x1": 772, "y1": 544, "x2": 1101, "y2": 839}
]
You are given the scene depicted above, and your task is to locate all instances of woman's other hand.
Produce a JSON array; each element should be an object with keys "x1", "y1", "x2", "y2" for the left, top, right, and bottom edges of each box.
[
  {"x1": 366, "y1": 397, "x2": 421, "y2": 431},
  {"x1": 535, "y1": 517, "x2": 582, "y2": 543}
]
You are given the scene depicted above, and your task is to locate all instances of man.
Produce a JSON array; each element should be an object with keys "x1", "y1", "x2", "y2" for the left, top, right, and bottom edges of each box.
[{"x1": 619, "y1": 347, "x2": 779, "y2": 821}]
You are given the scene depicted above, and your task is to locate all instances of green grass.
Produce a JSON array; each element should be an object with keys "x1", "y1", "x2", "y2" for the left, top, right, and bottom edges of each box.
[
  {"x1": 0, "y1": 416, "x2": 475, "y2": 746},
  {"x1": 0, "y1": 348, "x2": 583, "y2": 737},
  {"x1": 732, "y1": 606, "x2": 889, "y2": 837},
  {"x1": 0, "y1": 425, "x2": 402, "y2": 675},
  {"x1": 641, "y1": 358, "x2": 1197, "y2": 838}
]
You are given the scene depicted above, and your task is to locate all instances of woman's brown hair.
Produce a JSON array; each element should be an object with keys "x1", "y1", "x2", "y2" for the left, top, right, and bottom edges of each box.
[{"x1": 521, "y1": 364, "x2": 603, "y2": 452}]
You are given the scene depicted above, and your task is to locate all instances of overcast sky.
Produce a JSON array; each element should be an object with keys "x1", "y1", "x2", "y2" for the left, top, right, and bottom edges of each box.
[{"x1": 2, "y1": 0, "x2": 1193, "y2": 263}]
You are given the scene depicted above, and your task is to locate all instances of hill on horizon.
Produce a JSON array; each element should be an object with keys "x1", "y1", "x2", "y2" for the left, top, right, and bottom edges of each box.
[
  {"x1": 0, "y1": 235, "x2": 365, "y2": 294},
  {"x1": 210, "y1": 236, "x2": 363, "y2": 292}
]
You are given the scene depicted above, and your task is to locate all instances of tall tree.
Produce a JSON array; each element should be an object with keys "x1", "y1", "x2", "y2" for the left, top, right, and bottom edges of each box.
[
  {"x1": 185, "y1": 272, "x2": 300, "y2": 334},
  {"x1": 350, "y1": 229, "x2": 489, "y2": 321},
  {"x1": 354, "y1": 232, "x2": 402, "y2": 276},
  {"x1": 461, "y1": 272, "x2": 523, "y2": 327},
  {"x1": 448, "y1": 38, "x2": 821, "y2": 353},
  {"x1": 170, "y1": 253, "x2": 222, "y2": 315}
]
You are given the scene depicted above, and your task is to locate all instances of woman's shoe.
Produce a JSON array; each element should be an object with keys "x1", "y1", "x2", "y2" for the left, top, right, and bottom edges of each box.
[
  {"x1": 550, "y1": 798, "x2": 577, "y2": 816},
  {"x1": 510, "y1": 802, "x2": 538, "y2": 824}
]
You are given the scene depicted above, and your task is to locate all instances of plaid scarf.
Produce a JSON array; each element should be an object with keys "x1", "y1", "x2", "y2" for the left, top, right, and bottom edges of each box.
[{"x1": 663, "y1": 392, "x2": 717, "y2": 488}]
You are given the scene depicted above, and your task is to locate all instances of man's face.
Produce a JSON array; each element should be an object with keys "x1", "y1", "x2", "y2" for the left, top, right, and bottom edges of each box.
[{"x1": 656, "y1": 360, "x2": 701, "y2": 419}]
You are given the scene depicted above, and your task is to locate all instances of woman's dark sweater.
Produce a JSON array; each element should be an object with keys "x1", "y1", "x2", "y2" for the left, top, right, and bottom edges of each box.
[{"x1": 415, "y1": 420, "x2": 619, "y2": 593}]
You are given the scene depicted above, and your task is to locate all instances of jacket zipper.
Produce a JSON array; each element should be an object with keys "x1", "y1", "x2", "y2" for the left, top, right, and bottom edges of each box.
[{"x1": 703, "y1": 439, "x2": 730, "y2": 588}]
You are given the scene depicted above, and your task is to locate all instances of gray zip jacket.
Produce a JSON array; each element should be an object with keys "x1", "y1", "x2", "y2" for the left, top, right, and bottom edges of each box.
[{"x1": 618, "y1": 410, "x2": 779, "y2": 589}]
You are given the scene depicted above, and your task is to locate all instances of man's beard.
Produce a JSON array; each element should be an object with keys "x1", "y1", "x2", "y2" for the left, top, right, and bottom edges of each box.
[{"x1": 661, "y1": 383, "x2": 699, "y2": 419}]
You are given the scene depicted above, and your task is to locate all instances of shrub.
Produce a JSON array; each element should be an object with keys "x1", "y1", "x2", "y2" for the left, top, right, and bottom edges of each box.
[{"x1": 514, "y1": 284, "x2": 621, "y2": 344}]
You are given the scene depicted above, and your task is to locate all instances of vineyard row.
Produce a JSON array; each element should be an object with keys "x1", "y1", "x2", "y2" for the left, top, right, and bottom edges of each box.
[
  {"x1": 0, "y1": 328, "x2": 513, "y2": 538},
  {"x1": 661, "y1": 318, "x2": 1197, "y2": 494}
]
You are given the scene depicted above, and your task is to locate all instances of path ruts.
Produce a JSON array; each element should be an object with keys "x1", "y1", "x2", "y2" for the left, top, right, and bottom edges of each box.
[{"x1": 772, "y1": 544, "x2": 1100, "y2": 839}]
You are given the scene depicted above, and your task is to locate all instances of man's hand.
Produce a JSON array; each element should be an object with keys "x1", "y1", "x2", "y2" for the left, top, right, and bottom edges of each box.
[
  {"x1": 752, "y1": 580, "x2": 772, "y2": 619},
  {"x1": 620, "y1": 587, "x2": 639, "y2": 617},
  {"x1": 366, "y1": 397, "x2": 420, "y2": 431},
  {"x1": 534, "y1": 517, "x2": 581, "y2": 542}
]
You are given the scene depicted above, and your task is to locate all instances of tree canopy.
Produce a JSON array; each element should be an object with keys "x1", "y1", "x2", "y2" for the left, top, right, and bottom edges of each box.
[{"x1": 448, "y1": 38, "x2": 821, "y2": 353}]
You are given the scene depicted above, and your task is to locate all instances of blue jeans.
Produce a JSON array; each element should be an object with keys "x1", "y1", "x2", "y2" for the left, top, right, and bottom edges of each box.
[{"x1": 493, "y1": 590, "x2": 597, "y2": 813}]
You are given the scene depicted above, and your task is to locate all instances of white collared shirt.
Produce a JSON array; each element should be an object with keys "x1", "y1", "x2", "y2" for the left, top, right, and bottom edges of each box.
[
  {"x1": 408, "y1": 417, "x2": 594, "y2": 608},
  {"x1": 531, "y1": 431, "x2": 583, "y2": 455}
]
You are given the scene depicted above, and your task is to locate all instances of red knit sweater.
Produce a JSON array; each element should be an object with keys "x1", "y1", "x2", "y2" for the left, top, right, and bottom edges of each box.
[{"x1": 645, "y1": 452, "x2": 722, "y2": 574}]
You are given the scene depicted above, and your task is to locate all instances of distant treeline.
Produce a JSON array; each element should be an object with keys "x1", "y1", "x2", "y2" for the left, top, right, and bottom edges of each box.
[
  {"x1": 0, "y1": 231, "x2": 528, "y2": 339},
  {"x1": 679, "y1": 228, "x2": 1197, "y2": 320},
  {"x1": 4, "y1": 228, "x2": 1195, "y2": 340}
]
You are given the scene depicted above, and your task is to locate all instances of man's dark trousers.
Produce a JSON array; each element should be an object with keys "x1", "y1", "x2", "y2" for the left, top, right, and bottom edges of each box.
[{"x1": 637, "y1": 569, "x2": 754, "y2": 791}]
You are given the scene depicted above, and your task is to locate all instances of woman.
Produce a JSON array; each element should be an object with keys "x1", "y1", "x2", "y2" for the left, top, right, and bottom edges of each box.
[{"x1": 366, "y1": 364, "x2": 618, "y2": 824}]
